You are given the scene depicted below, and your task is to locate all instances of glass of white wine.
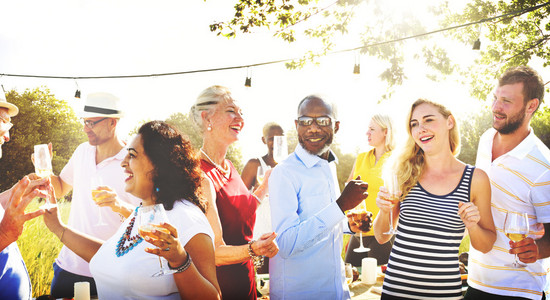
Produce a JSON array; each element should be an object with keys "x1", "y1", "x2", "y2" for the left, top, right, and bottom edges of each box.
[
  {"x1": 91, "y1": 176, "x2": 107, "y2": 226},
  {"x1": 383, "y1": 173, "x2": 400, "y2": 235},
  {"x1": 504, "y1": 211, "x2": 529, "y2": 268},
  {"x1": 138, "y1": 204, "x2": 175, "y2": 277},
  {"x1": 33, "y1": 144, "x2": 57, "y2": 210},
  {"x1": 256, "y1": 165, "x2": 270, "y2": 185},
  {"x1": 273, "y1": 136, "x2": 288, "y2": 163}
]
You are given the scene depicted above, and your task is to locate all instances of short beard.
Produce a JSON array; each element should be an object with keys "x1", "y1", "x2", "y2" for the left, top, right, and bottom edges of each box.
[
  {"x1": 298, "y1": 137, "x2": 332, "y2": 157},
  {"x1": 494, "y1": 106, "x2": 526, "y2": 135}
]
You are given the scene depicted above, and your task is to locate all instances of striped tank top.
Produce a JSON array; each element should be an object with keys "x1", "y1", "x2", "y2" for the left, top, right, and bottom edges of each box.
[{"x1": 381, "y1": 165, "x2": 474, "y2": 300}]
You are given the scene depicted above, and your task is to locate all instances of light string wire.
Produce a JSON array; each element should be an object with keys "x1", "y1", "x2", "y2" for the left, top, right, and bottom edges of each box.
[{"x1": 0, "y1": 1, "x2": 548, "y2": 80}]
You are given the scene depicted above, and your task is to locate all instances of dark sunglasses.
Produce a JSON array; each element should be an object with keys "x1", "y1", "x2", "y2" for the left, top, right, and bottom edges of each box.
[{"x1": 296, "y1": 116, "x2": 333, "y2": 127}]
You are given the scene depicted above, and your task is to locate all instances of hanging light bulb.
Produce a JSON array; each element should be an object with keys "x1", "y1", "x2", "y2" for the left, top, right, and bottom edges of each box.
[
  {"x1": 74, "y1": 79, "x2": 81, "y2": 98},
  {"x1": 353, "y1": 51, "x2": 361, "y2": 74},
  {"x1": 473, "y1": 24, "x2": 481, "y2": 50},
  {"x1": 244, "y1": 67, "x2": 252, "y2": 87}
]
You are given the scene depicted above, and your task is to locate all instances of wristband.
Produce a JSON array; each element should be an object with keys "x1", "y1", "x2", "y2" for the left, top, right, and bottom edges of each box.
[{"x1": 168, "y1": 253, "x2": 193, "y2": 273}]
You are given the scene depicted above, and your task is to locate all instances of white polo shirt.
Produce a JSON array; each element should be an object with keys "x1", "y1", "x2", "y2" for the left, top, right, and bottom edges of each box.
[
  {"x1": 55, "y1": 142, "x2": 141, "y2": 277},
  {"x1": 469, "y1": 128, "x2": 550, "y2": 299}
]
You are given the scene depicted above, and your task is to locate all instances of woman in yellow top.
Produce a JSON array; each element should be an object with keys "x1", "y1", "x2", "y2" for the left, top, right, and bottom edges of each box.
[{"x1": 345, "y1": 113, "x2": 395, "y2": 267}]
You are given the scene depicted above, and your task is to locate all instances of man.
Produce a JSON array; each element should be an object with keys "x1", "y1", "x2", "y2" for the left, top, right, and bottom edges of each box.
[
  {"x1": 466, "y1": 66, "x2": 550, "y2": 300},
  {"x1": 47, "y1": 92, "x2": 140, "y2": 298},
  {"x1": 0, "y1": 94, "x2": 49, "y2": 299},
  {"x1": 269, "y1": 95, "x2": 370, "y2": 300}
]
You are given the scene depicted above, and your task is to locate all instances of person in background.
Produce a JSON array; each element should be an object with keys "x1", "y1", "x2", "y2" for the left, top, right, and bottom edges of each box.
[
  {"x1": 344, "y1": 113, "x2": 395, "y2": 267},
  {"x1": 269, "y1": 94, "x2": 371, "y2": 300},
  {"x1": 374, "y1": 99, "x2": 496, "y2": 299},
  {"x1": 45, "y1": 92, "x2": 141, "y2": 298},
  {"x1": 465, "y1": 66, "x2": 550, "y2": 300},
  {"x1": 241, "y1": 121, "x2": 284, "y2": 275},
  {"x1": 0, "y1": 94, "x2": 50, "y2": 299},
  {"x1": 190, "y1": 85, "x2": 279, "y2": 300},
  {"x1": 42, "y1": 121, "x2": 221, "y2": 299}
]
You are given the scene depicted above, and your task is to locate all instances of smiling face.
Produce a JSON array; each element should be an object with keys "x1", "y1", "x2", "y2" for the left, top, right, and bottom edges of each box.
[
  {"x1": 207, "y1": 98, "x2": 244, "y2": 146},
  {"x1": 295, "y1": 97, "x2": 339, "y2": 158},
  {"x1": 492, "y1": 82, "x2": 530, "y2": 135},
  {"x1": 409, "y1": 103, "x2": 454, "y2": 155},
  {"x1": 121, "y1": 134, "x2": 155, "y2": 204},
  {"x1": 367, "y1": 119, "x2": 386, "y2": 148}
]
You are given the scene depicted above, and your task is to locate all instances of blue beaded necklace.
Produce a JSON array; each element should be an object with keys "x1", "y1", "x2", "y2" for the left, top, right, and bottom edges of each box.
[{"x1": 115, "y1": 205, "x2": 143, "y2": 257}]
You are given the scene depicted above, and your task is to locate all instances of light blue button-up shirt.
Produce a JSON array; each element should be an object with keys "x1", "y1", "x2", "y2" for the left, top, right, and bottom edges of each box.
[{"x1": 269, "y1": 144, "x2": 350, "y2": 300}]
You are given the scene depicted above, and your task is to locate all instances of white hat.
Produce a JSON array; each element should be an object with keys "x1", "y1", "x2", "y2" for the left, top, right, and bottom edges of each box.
[
  {"x1": 0, "y1": 92, "x2": 19, "y2": 117},
  {"x1": 80, "y1": 92, "x2": 124, "y2": 118}
]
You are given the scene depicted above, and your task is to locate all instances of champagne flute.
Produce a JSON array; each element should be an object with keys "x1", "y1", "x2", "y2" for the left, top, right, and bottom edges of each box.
[
  {"x1": 352, "y1": 202, "x2": 370, "y2": 253},
  {"x1": 33, "y1": 144, "x2": 57, "y2": 210},
  {"x1": 504, "y1": 211, "x2": 529, "y2": 268},
  {"x1": 138, "y1": 204, "x2": 176, "y2": 277},
  {"x1": 256, "y1": 164, "x2": 270, "y2": 185},
  {"x1": 383, "y1": 173, "x2": 400, "y2": 235},
  {"x1": 91, "y1": 176, "x2": 107, "y2": 226},
  {"x1": 273, "y1": 136, "x2": 288, "y2": 163}
]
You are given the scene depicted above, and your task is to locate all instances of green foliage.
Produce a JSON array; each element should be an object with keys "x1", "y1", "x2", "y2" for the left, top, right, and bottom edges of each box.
[
  {"x1": 531, "y1": 106, "x2": 550, "y2": 148},
  {"x1": 0, "y1": 88, "x2": 86, "y2": 191},
  {"x1": 457, "y1": 107, "x2": 492, "y2": 165}
]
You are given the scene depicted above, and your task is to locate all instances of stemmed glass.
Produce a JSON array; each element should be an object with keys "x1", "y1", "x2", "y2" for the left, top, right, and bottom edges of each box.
[
  {"x1": 504, "y1": 211, "x2": 529, "y2": 268},
  {"x1": 273, "y1": 136, "x2": 288, "y2": 163},
  {"x1": 383, "y1": 173, "x2": 400, "y2": 235},
  {"x1": 138, "y1": 204, "x2": 176, "y2": 277},
  {"x1": 256, "y1": 165, "x2": 270, "y2": 185},
  {"x1": 33, "y1": 144, "x2": 57, "y2": 210},
  {"x1": 351, "y1": 201, "x2": 370, "y2": 253},
  {"x1": 91, "y1": 176, "x2": 107, "y2": 226}
]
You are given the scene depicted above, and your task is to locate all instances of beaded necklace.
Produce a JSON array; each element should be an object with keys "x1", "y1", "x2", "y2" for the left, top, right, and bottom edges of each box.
[
  {"x1": 200, "y1": 148, "x2": 230, "y2": 175},
  {"x1": 115, "y1": 205, "x2": 143, "y2": 257}
]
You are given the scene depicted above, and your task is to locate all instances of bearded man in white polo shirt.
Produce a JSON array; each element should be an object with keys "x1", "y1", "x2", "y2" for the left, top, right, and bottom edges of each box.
[
  {"x1": 466, "y1": 66, "x2": 550, "y2": 300},
  {"x1": 47, "y1": 92, "x2": 140, "y2": 298}
]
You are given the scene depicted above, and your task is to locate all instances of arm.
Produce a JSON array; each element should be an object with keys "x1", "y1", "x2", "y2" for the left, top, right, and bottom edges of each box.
[
  {"x1": 0, "y1": 176, "x2": 50, "y2": 209},
  {"x1": 240, "y1": 159, "x2": 259, "y2": 191},
  {"x1": 373, "y1": 186, "x2": 400, "y2": 244},
  {"x1": 459, "y1": 169, "x2": 496, "y2": 253},
  {"x1": 49, "y1": 174, "x2": 73, "y2": 199},
  {"x1": 202, "y1": 177, "x2": 277, "y2": 266},
  {"x1": 92, "y1": 187, "x2": 134, "y2": 218}
]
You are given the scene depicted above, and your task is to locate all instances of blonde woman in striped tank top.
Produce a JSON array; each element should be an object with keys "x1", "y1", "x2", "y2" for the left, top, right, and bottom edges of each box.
[{"x1": 373, "y1": 99, "x2": 496, "y2": 299}]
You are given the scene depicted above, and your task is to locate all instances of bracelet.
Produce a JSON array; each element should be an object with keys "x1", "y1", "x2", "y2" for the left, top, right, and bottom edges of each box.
[
  {"x1": 59, "y1": 227, "x2": 66, "y2": 243},
  {"x1": 168, "y1": 253, "x2": 193, "y2": 273},
  {"x1": 247, "y1": 240, "x2": 264, "y2": 269},
  {"x1": 251, "y1": 193, "x2": 262, "y2": 204}
]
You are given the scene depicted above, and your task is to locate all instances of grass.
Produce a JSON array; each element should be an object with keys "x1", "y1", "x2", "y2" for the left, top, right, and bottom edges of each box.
[{"x1": 17, "y1": 199, "x2": 70, "y2": 298}]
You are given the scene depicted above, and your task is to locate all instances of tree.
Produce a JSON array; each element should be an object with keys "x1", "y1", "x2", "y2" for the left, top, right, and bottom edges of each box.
[{"x1": 0, "y1": 88, "x2": 87, "y2": 191}]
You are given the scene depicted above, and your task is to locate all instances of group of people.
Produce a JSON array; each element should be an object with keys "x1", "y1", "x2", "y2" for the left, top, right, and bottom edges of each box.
[{"x1": 0, "y1": 64, "x2": 548, "y2": 300}]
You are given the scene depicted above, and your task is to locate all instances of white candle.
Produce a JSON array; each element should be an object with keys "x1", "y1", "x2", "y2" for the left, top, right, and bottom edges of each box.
[
  {"x1": 74, "y1": 282, "x2": 90, "y2": 300},
  {"x1": 361, "y1": 257, "x2": 377, "y2": 285}
]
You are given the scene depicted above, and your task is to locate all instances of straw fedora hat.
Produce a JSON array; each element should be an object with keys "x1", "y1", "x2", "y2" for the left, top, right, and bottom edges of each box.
[
  {"x1": 80, "y1": 92, "x2": 124, "y2": 118},
  {"x1": 0, "y1": 92, "x2": 19, "y2": 117}
]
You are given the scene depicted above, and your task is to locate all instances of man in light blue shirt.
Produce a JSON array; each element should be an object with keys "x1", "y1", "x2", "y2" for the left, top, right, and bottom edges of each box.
[{"x1": 269, "y1": 95, "x2": 370, "y2": 300}]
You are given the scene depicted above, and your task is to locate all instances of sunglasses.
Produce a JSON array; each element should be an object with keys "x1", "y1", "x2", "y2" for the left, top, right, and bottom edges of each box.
[
  {"x1": 83, "y1": 118, "x2": 108, "y2": 129},
  {"x1": 296, "y1": 116, "x2": 333, "y2": 127}
]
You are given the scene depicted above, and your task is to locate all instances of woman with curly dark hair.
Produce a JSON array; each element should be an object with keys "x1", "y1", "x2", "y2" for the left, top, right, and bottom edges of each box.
[{"x1": 43, "y1": 121, "x2": 221, "y2": 300}]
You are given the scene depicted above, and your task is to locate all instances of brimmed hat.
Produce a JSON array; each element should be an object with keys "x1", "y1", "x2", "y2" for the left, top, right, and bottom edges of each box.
[
  {"x1": 0, "y1": 92, "x2": 19, "y2": 117},
  {"x1": 80, "y1": 92, "x2": 124, "y2": 118}
]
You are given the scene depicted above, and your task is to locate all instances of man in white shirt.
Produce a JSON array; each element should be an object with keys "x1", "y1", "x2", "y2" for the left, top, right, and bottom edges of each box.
[
  {"x1": 466, "y1": 66, "x2": 550, "y2": 300},
  {"x1": 269, "y1": 95, "x2": 370, "y2": 300},
  {"x1": 48, "y1": 92, "x2": 141, "y2": 298}
]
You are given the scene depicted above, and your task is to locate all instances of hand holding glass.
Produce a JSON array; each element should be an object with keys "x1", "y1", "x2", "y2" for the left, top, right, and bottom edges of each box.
[
  {"x1": 504, "y1": 211, "x2": 529, "y2": 268},
  {"x1": 383, "y1": 174, "x2": 400, "y2": 235},
  {"x1": 33, "y1": 144, "x2": 56, "y2": 210},
  {"x1": 91, "y1": 176, "x2": 107, "y2": 226},
  {"x1": 256, "y1": 165, "x2": 270, "y2": 185},
  {"x1": 351, "y1": 202, "x2": 370, "y2": 253},
  {"x1": 138, "y1": 204, "x2": 176, "y2": 277}
]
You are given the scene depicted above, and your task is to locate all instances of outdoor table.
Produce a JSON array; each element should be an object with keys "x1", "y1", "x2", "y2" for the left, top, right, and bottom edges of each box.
[{"x1": 349, "y1": 274, "x2": 384, "y2": 300}]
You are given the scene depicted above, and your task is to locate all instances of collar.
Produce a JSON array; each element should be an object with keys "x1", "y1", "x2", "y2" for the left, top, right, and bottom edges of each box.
[
  {"x1": 295, "y1": 143, "x2": 338, "y2": 169},
  {"x1": 490, "y1": 127, "x2": 537, "y2": 160}
]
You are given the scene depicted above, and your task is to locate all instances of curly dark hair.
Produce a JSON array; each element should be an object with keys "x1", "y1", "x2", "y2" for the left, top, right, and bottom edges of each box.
[{"x1": 138, "y1": 121, "x2": 206, "y2": 212}]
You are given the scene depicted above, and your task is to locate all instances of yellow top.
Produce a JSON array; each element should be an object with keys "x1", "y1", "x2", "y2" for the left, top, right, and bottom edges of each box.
[{"x1": 352, "y1": 149, "x2": 391, "y2": 236}]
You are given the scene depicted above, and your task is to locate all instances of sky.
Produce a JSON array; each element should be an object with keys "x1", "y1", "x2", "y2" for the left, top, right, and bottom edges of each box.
[{"x1": 0, "y1": 0, "x2": 499, "y2": 160}]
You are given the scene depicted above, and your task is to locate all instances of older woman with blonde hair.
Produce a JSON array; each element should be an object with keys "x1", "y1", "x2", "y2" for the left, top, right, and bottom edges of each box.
[
  {"x1": 374, "y1": 99, "x2": 496, "y2": 299},
  {"x1": 344, "y1": 113, "x2": 395, "y2": 266},
  {"x1": 190, "y1": 85, "x2": 279, "y2": 300}
]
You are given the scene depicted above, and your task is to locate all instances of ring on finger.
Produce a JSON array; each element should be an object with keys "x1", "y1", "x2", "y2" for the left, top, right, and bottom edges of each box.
[{"x1": 163, "y1": 247, "x2": 170, "y2": 251}]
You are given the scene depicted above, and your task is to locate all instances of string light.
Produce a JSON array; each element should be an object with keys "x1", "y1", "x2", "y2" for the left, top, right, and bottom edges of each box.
[
  {"x1": 353, "y1": 51, "x2": 360, "y2": 74},
  {"x1": 244, "y1": 67, "x2": 252, "y2": 87},
  {"x1": 473, "y1": 24, "x2": 482, "y2": 50},
  {"x1": 74, "y1": 80, "x2": 81, "y2": 98}
]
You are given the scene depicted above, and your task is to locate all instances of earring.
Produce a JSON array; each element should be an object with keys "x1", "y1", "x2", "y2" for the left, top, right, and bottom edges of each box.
[
  {"x1": 155, "y1": 187, "x2": 160, "y2": 193},
  {"x1": 207, "y1": 124, "x2": 212, "y2": 131}
]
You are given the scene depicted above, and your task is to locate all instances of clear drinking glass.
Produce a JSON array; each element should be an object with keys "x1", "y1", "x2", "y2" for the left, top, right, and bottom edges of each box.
[
  {"x1": 138, "y1": 204, "x2": 176, "y2": 277},
  {"x1": 33, "y1": 144, "x2": 57, "y2": 210},
  {"x1": 351, "y1": 201, "x2": 370, "y2": 253},
  {"x1": 91, "y1": 176, "x2": 107, "y2": 226},
  {"x1": 256, "y1": 165, "x2": 270, "y2": 185},
  {"x1": 273, "y1": 136, "x2": 288, "y2": 163},
  {"x1": 504, "y1": 211, "x2": 529, "y2": 268},
  {"x1": 345, "y1": 263, "x2": 354, "y2": 286},
  {"x1": 383, "y1": 173, "x2": 400, "y2": 235}
]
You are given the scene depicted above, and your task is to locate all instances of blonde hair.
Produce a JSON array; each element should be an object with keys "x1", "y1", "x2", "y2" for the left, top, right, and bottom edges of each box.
[
  {"x1": 371, "y1": 113, "x2": 395, "y2": 152},
  {"x1": 189, "y1": 85, "x2": 234, "y2": 132},
  {"x1": 390, "y1": 99, "x2": 461, "y2": 198},
  {"x1": 262, "y1": 122, "x2": 283, "y2": 139}
]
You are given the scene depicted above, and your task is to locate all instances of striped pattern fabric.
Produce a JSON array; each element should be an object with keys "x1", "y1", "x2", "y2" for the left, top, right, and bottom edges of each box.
[{"x1": 381, "y1": 165, "x2": 473, "y2": 299}]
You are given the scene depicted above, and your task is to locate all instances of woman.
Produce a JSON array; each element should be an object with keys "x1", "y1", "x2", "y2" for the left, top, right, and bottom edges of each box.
[
  {"x1": 43, "y1": 121, "x2": 221, "y2": 300},
  {"x1": 190, "y1": 85, "x2": 279, "y2": 300},
  {"x1": 344, "y1": 113, "x2": 395, "y2": 267},
  {"x1": 374, "y1": 99, "x2": 496, "y2": 299}
]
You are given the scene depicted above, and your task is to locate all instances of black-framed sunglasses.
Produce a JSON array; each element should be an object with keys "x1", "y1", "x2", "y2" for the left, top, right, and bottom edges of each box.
[
  {"x1": 83, "y1": 118, "x2": 108, "y2": 129},
  {"x1": 296, "y1": 116, "x2": 333, "y2": 127}
]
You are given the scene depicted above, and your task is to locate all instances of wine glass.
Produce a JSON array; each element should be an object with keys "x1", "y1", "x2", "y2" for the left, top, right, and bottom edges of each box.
[
  {"x1": 91, "y1": 176, "x2": 107, "y2": 226},
  {"x1": 351, "y1": 202, "x2": 371, "y2": 253},
  {"x1": 138, "y1": 204, "x2": 176, "y2": 277},
  {"x1": 383, "y1": 173, "x2": 400, "y2": 235},
  {"x1": 256, "y1": 165, "x2": 270, "y2": 185},
  {"x1": 33, "y1": 144, "x2": 57, "y2": 210},
  {"x1": 504, "y1": 211, "x2": 529, "y2": 268},
  {"x1": 273, "y1": 136, "x2": 288, "y2": 163},
  {"x1": 345, "y1": 263, "x2": 354, "y2": 286}
]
